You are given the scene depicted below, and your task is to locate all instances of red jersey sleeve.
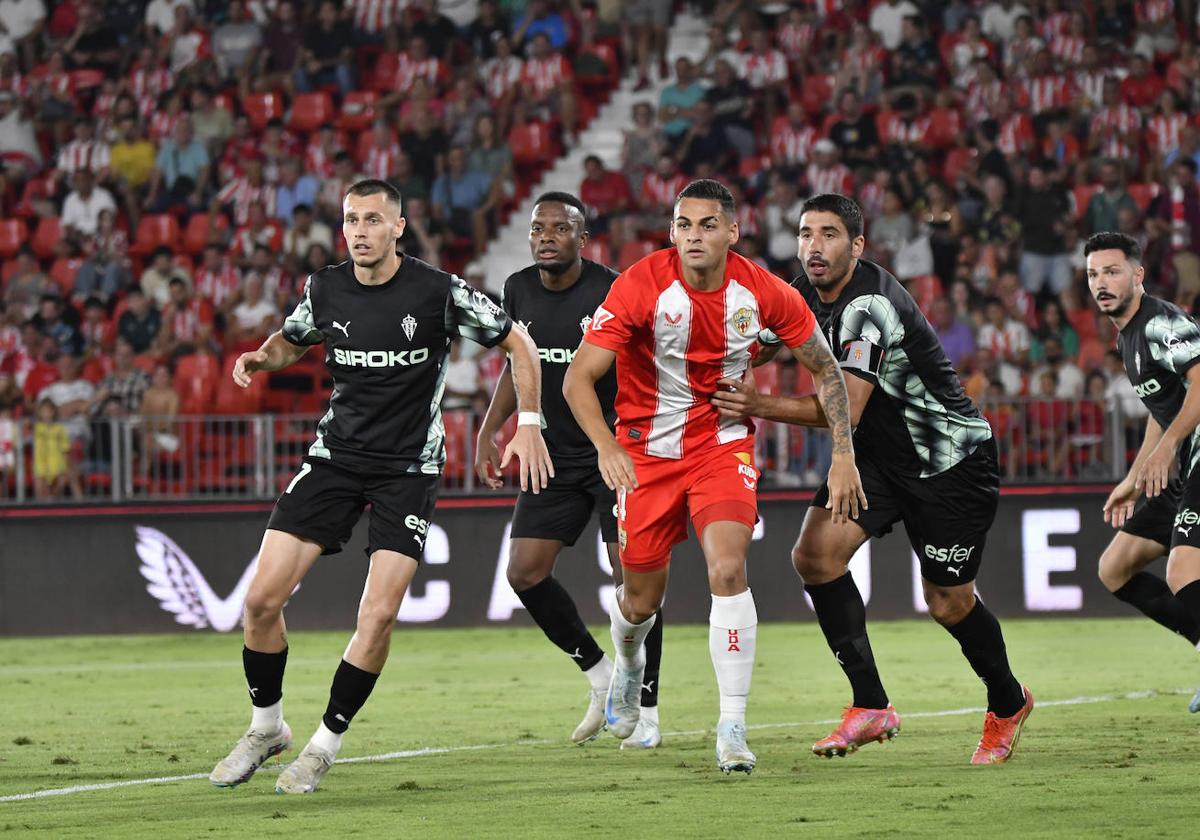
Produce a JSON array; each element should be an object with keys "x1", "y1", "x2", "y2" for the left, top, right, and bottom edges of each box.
[
  {"x1": 757, "y1": 271, "x2": 816, "y2": 348},
  {"x1": 584, "y1": 267, "x2": 645, "y2": 351}
]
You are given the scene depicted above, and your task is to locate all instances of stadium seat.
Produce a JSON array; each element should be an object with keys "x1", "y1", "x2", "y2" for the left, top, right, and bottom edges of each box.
[
  {"x1": 241, "y1": 92, "x2": 285, "y2": 131},
  {"x1": 49, "y1": 256, "x2": 83, "y2": 289},
  {"x1": 0, "y1": 218, "x2": 28, "y2": 259},
  {"x1": 1, "y1": 259, "x2": 17, "y2": 282},
  {"x1": 287, "y1": 92, "x2": 334, "y2": 133},
  {"x1": 174, "y1": 352, "x2": 221, "y2": 415},
  {"x1": 13, "y1": 175, "x2": 53, "y2": 218},
  {"x1": 130, "y1": 214, "x2": 181, "y2": 256},
  {"x1": 1127, "y1": 183, "x2": 1158, "y2": 211},
  {"x1": 31, "y1": 216, "x2": 62, "y2": 261},
  {"x1": 1072, "y1": 184, "x2": 1100, "y2": 220},
  {"x1": 336, "y1": 91, "x2": 377, "y2": 132},
  {"x1": 182, "y1": 212, "x2": 230, "y2": 255},
  {"x1": 581, "y1": 238, "x2": 609, "y2": 264},
  {"x1": 617, "y1": 240, "x2": 655, "y2": 271},
  {"x1": 370, "y1": 53, "x2": 399, "y2": 92},
  {"x1": 441, "y1": 409, "x2": 470, "y2": 482},
  {"x1": 508, "y1": 121, "x2": 556, "y2": 168}
]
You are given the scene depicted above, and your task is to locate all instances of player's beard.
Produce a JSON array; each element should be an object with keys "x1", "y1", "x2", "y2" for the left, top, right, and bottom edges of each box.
[
  {"x1": 1097, "y1": 288, "x2": 1134, "y2": 318},
  {"x1": 805, "y1": 252, "x2": 852, "y2": 291}
]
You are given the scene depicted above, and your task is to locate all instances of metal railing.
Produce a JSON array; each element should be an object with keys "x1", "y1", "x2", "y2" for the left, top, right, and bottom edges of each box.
[{"x1": 0, "y1": 397, "x2": 1138, "y2": 505}]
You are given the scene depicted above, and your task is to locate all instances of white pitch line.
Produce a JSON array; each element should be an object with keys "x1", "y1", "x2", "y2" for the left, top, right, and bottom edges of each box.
[
  {"x1": 0, "y1": 658, "x2": 333, "y2": 677},
  {"x1": 0, "y1": 687, "x2": 1189, "y2": 804}
]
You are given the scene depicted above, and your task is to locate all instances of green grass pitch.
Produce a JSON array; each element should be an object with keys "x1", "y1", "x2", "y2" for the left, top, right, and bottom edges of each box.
[{"x1": 2, "y1": 618, "x2": 1198, "y2": 838}]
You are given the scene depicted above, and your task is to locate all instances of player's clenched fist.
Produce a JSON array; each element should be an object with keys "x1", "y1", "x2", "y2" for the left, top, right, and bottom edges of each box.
[
  {"x1": 597, "y1": 439, "x2": 637, "y2": 491},
  {"x1": 233, "y1": 350, "x2": 269, "y2": 388}
]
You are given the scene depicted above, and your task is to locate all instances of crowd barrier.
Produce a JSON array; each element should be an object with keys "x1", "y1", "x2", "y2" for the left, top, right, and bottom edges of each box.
[{"x1": 0, "y1": 489, "x2": 1151, "y2": 636}]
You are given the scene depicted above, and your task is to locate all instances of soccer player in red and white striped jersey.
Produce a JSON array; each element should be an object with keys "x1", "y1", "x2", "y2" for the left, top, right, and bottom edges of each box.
[{"x1": 564, "y1": 179, "x2": 863, "y2": 774}]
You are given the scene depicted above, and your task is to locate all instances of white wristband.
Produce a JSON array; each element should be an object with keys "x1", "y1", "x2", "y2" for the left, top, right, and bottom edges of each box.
[{"x1": 517, "y1": 411, "x2": 541, "y2": 427}]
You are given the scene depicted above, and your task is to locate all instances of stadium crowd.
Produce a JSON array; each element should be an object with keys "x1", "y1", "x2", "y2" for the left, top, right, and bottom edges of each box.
[{"x1": 2, "y1": 0, "x2": 1200, "y2": 497}]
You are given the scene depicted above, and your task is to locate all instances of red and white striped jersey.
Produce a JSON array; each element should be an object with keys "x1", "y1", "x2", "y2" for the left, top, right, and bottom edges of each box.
[
  {"x1": 393, "y1": 53, "x2": 446, "y2": 95},
  {"x1": 57, "y1": 140, "x2": 111, "y2": 174},
  {"x1": 1021, "y1": 75, "x2": 1073, "y2": 114},
  {"x1": 0, "y1": 72, "x2": 30, "y2": 96},
  {"x1": 522, "y1": 54, "x2": 572, "y2": 100},
  {"x1": 217, "y1": 179, "x2": 276, "y2": 225},
  {"x1": 148, "y1": 110, "x2": 183, "y2": 143},
  {"x1": 305, "y1": 140, "x2": 341, "y2": 180},
  {"x1": 363, "y1": 142, "x2": 402, "y2": 179},
  {"x1": 348, "y1": 0, "x2": 407, "y2": 34},
  {"x1": 194, "y1": 261, "x2": 242, "y2": 308},
  {"x1": 584, "y1": 248, "x2": 816, "y2": 459},
  {"x1": 1049, "y1": 34, "x2": 1085, "y2": 67},
  {"x1": 879, "y1": 113, "x2": 931, "y2": 146},
  {"x1": 1039, "y1": 11, "x2": 1071, "y2": 42},
  {"x1": 164, "y1": 298, "x2": 214, "y2": 344},
  {"x1": 744, "y1": 49, "x2": 788, "y2": 89},
  {"x1": 805, "y1": 162, "x2": 853, "y2": 196},
  {"x1": 735, "y1": 203, "x2": 761, "y2": 238},
  {"x1": 996, "y1": 113, "x2": 1035, "y2": 156},
  {"x1": 777, "y1": 22, "x2": 816, "y2": 57},
  {"x1": 129, "y1": 64, "x2": 173, "y2": 100},
  {"x1": 481, "y1": 55, "x2": 522, "y2": 101},
  {"x1": 1073, "y1": 70, "x2": 1111, "y2": 108},
  {"x1": 810, "y1": 0, "x2": 843, "y2": 17},
  {"x1": 858, "y1": 181, "x2": 886, "y2": 220},
  {"x1": 1136, "y1": 0, "x2": 1174, "y2": 25},
  {"x1": 1091, "y1": 103, "x2": 1142, "y2": 136},
  {"x1": 42, "y1": 72, "x2": 73, "y2": 100},
  {"x1": 1148, "y1": 112, "x2": 1188, "y2": 157},
  {"x1": 640, "y1": 172, "x2": 688, "y2": 208},
  {"x1": 966, "y1": 79, "x2": 1007, "y2": 124},
  {"x1": 769, "y1": 117, "x2": 816, "y2": 165}
]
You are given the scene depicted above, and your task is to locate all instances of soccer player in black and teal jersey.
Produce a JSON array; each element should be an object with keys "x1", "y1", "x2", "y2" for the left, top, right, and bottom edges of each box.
[
  {"x1": 1086, "y1": 231, "x2": 1200, "y2": 714},
  {"x1": 208, "y1": 179, "x2": 553, "y2": 794},
  {"x1": 476, "y1": 192, "x2": 666, "y2": 749},
  {"x1": 713, "y1": 194, "x2": 1033, "y2": 764}
]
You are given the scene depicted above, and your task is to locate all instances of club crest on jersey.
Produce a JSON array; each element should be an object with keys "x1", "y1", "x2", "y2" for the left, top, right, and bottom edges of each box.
[
  {"x1": 732, "y1": 306, "x2": 754, "y2": 336},
  {"x1": 402, "y1": 314, "x2": 417, "y2": 342},
  {"x1": 580, "y1": 315, "x2": 592, "y2": 333}
]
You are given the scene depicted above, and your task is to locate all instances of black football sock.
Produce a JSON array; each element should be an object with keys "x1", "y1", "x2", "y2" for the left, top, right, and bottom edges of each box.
[
  {"x1": 945, "y1": 599, "x2": 1025, "y2": 718},
  {"x1": 1114, "y1": 572, "x2": 1200, "y2": 645},
  {"x1": 322, "y1": 659, "x2": 380, "y2": 734},
  {"x1": 805, "y1": 573, "x2": 889, "y2": 709},
  {"x1": 243, "y1": 646, "x2": 287, "y2": 707},
  {"x1": 640, "y1": 608, "x2": 663, "y2": 708},
  {"x1": 515, "y1": 576, "x2": 605, "y2": 671},
  {"x1": 1174, "y1": 580, "x2": 1200, "y2": 637}
]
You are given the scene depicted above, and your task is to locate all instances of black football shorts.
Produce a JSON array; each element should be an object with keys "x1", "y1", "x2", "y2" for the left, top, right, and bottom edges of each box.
[
  {"x1": 510, "y1": 462, "x2": 618, "y2": 546},
  {"x1": 1121, "y1": 469, "x2": 1200, "y2": 551}
]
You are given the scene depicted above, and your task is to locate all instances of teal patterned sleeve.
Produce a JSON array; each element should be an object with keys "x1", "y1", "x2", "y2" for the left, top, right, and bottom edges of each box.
[
  {"x1": 281, "y1": 276, "x2": 324, "y2": 346},
  {"x1": 446, "y1": 274, "x2": 513, "y2": 348},
  {"x1": 1146, "y1": 313, "x2": 1200, "y2": 375},
  {"x1": 836, "y1": 294, "x2": 904, "y2": 380}
]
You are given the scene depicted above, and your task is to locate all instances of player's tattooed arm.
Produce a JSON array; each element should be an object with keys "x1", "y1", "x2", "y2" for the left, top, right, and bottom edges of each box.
[
  {"x1": 232, "y1": 331, "x2": 311, "y2": 387},
  {"x1": 793, "y1": 330, "x2": 854, "y2": 454}
]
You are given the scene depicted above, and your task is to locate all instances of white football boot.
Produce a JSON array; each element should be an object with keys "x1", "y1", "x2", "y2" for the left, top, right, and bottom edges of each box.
[
  {"x1": 605, "y1": 656, "x2": 645, "y2": 740},
  {"x1": 275, "y1": 741, "x2": 335, "y2": 794},
  {"x1": 715, "y1": 720, "x2": 756, "y2": 774},
  {"x1": 620, "y1": 711, "x2": 662, "y2": 750},
  {"x1": 209, "y1": 723, "x2": 292, "y2": 788}
]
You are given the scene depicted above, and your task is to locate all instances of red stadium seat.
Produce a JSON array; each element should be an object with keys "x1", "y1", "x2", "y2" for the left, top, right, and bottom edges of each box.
[
  {"x1": 31, "y1": 216, "x2": 62, "y2": 261},
  {"x1": 370, "y1": 53, "x2": 399, "y2": 92},
  {"x1": 441, "y1": 409, "x2": 470, "y2": 481},
  {"x1": 130, "y1": 214, "x2": 181, "y2": 256},
  {"x1": 13, "y1": 175, "x2": 53, "y2": 218},
  {"x1": 1127, "y1": 182, "x2": 1158, "y2": 211},
  {"x1": 214, "y1": 354, "x2": 265, "y2": 414},
  {"x1": 581, "y1": 238, "x2": 609, "y2": 264},
  {"x1": 0, "y1": 218, "x2": 28, "y2": 259},
  {"x1": 174, "y1": 352, "x2": 221, "y2": 415},
  {"x1": 1, "y1": 259, "x2": 17, "y2": 281},
  {"x1": 182, "y1": 212, "x2": 229, "y2": 255},
  {"x1": 617, "y1": 240, "x2": 655, "y2": 271},
  {"x1": 508, "y1": 120, "x2": 556, "y2": 167},
  {"x1": 287, "y1": 92, "x2": 334, "y2": 133},
  {"x1": 1072, "y1": 184, "x2": 1100, "y2": 220},
  {"x1": 241, "y1": 92, "x2": 285, "y2": 131},
  {"x1": 336, "y1": 91, "x2": 377, "y2": 132},
  {"x1": 50, "y1": 256, "x2": 83, "y2": 289}
]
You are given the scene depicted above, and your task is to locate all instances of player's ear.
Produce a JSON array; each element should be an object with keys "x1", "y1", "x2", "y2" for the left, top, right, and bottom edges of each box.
[
  {"x1": 852, "y1": 235, "x2": 865, "y2": 260},
  {"x1": 1134, "y1": 263, "x2": 1145, "y2": 285},
  {"x1": 668, "y1": 221, "x2": 677, "y2": 245},
  {"x1": 728, "y1": 220, "x2": 740, "y2": 247}
]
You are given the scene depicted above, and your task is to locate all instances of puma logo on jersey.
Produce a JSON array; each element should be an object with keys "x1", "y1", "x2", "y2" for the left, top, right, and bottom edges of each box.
[
  {"x1": 332, "y1": 347, "x2": 431, "y2": 367},
  {"x1": 332, "y1": 320, "x2": 351, "y2": 337}
]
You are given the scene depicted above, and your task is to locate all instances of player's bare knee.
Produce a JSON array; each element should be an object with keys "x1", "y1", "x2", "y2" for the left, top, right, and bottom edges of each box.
[
  {"x1": 791, "y1": 541, "x2": 838, "y2": 584},
  {"x1": 1097, "y1": 549, "x2": 1127, "y2": 592},
  {"x1": 924, "y1": 587, "x2": 973, "y2": 626},
  {"x1": 506, "y1": 562, "x2": 546, "y2": 593},
  {"x1": 706, "y1": 558, "x2": 746, "y2": 596},
  {"x1": 356, "y1": 601, "x2": 399, "y2": 642},
  {"x1": 243, "y1": 587, "x2": 286, "y2": 626}
]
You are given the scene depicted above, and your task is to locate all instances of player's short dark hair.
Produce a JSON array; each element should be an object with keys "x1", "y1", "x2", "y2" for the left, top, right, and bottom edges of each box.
[
  {"x1": 801, "y1": 193, "x2": 864, "y2": 239},
  {"x1": 534, "y1": 191, "x2": 587, "y2": 217},
  {"x1": 675, "y1": 179, "x2": 736, "y2": 219},
  {"x1": 1083, "y1": 231, "x2": 1141, "y2": 263},
  {"x1": 346, "y1": 178, "x2": 402, "y2": 210}
]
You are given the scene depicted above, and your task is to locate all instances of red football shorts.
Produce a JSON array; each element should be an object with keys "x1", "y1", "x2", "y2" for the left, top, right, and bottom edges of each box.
[{"x1": 617, "y1": 439, "x2": 759, "y2": 572}]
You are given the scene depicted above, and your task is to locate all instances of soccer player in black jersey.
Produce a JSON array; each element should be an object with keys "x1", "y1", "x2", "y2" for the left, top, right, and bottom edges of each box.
[
  {"x1": 1086, "y1": 232, "x2": 1200, "y2": 714},
  {"x1": 475, "y1": 192, "x2": 666, "y2": 749},
  {"x1": 208, "y1": 179, "x2": 553, "y2": 794},
  {"x1": 712, "y1": 194, "x2": 1033, "y2": 764}
]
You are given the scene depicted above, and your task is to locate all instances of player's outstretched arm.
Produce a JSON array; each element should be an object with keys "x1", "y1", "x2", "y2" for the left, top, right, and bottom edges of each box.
[
  {"x1": 1105, "y1": 416, "x2": 1161, "y2": 528},
  {"x1": 497, "y1": 324, "x2": 555, "y2": 494},
  {"x1": 475, "y1": 362, "x2": 517, "y2": 489},
  {"x1": 1138, "y1": 365, "x2": 1200, "y2": 498},
  {"x1": 564, "y1": 341, "x2": 637, "y2": 491},
  {"x1": 232, "y1": 331, "x2": 311, "y2": 387}
]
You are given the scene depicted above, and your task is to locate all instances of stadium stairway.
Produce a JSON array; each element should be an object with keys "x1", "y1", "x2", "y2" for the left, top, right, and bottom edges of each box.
[{"x1": 478, "y1": 8, "x2": 710, "y2": 294}]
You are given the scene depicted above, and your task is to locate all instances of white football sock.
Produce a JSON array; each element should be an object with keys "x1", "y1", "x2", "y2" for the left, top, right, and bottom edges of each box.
[
  {"x1": 310, "y1": 721, "x2": 343, "y2": 757},
  {"x1": 639, "y1": 705, "x2": 659, "y2": 725},
  {"x1": 584, "y1": 654, "x2": 613, "y2": 691},
  {"x1": 250, "y1": 700, "x2": 283, "y2": 733},
  {"x1": 709, "y1": 588, "x2": 758, "y2": 725},
  {"x1": 610, "y1": 586, "x2": 656, "y2": 670}
]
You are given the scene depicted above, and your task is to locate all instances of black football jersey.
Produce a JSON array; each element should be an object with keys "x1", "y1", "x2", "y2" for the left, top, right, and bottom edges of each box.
[
  {"x1": 794, "y1": 259, "x2": 992, "y2": 478},
  {"x1": 1117, "y1": 293, "x2": 1200, "y2": 477},
  {"x1": 282, "y1": 257, "x2": 512, "y2": 474},
  {"x1": 502, "y1": 259, "x2": 618, "y2": 466}
]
